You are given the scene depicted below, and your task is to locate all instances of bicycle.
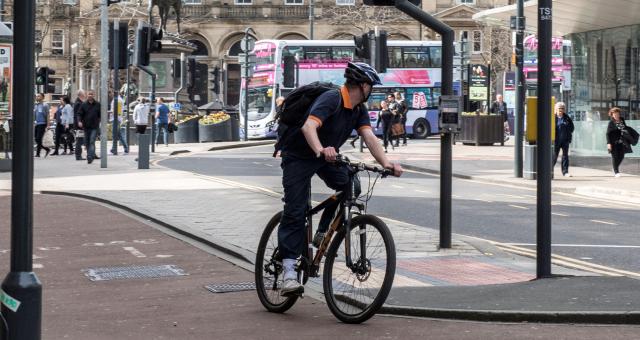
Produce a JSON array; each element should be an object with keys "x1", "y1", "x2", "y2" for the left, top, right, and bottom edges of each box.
[{"x1": 255, "y1": 155, "x2": 396, "y2": 324}]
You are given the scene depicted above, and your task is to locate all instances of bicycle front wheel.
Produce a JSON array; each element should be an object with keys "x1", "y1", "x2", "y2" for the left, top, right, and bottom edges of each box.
[
  {"x1": 323, "y1": 214, "x2": 396, "y2": 324},
  {"x1": 255, "y1": 211, "x2": 298, "y2": 313}
]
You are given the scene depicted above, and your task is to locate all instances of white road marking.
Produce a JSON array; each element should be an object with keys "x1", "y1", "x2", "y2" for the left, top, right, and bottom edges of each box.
[
  {"x1": 414, "y1": 190, "x2": 430, "y2": 194},
  {"x1": 37, "y1": 247, "x2": 60, "y2": 251},
  {"x1": 590, "y1": 219, "x2": 618, "y2": 226},
  {"x1": 504, "y1": 243, "x2": 640, "y2": 249},
  {"x1": 155, "y1": 254, "x2": 174, "y2": 258},
  {"x1": 552, "y1": 212, "x2": 569, "y2": 217},
  {"x1": 498, "y1": 194, "x2": 525, "y2": 199},
  {"x1": 474, "y1": 199, "x2": 493, "y2": 203},
  {"x1": 508, "y1": 204, "x2": 529, "y2": 210},
  {"x1": 391, "y1": 185, "x2": 404, "y2": 189},
  {"x1": 33, "y1": 264, "x2": 43, "y2": 269},
  {"x1": 123, "y1": 247, "x2": 147, "y2": 258}
]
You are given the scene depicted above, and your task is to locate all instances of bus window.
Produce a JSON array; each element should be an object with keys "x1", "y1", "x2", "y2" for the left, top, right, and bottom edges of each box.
[
  {"x1": 402, "y1": 47, "x2": 431, "y2": 68},
  {"x1": 304, "y1": 46, "x2": 332, "y2": 61},
  {"x1": 367, "y1": 91, "x2": 387, "y2": 110},
  {"x1": 332, "y1": 47, "x2": 355, "y2": 62},
  {"x1": 283, "y1": 46, "x2": 304, "y2": 60},
  {"x1": 389, "y1": 47, "x2": 403, "y2": 68},
  {"x1": 430, "y1": 46, "x2": 442, "y2": 68}
]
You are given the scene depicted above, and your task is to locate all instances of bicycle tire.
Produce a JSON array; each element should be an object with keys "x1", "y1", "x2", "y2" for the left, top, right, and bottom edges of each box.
[
  {"x1": 323, "y1": 214, "x2": 396, "y2": 324},
  {"x1": 255, "y1": 211, "x2": 298, "y2": 313}
]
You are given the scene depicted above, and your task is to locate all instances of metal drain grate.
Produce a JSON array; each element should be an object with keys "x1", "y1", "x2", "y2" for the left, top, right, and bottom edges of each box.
[
  {"x1": 82, "y1": 264, "x2": 188, "y2": 281},
  {"x1": 205, "y1": 282, "x2": 256, "y2": 293}
]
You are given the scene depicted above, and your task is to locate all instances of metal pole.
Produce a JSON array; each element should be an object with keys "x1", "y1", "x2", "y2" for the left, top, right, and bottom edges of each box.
[
  {"x1": 537, "y1": 0, "x2": 553, "y2": 278},
  {"x1": 125, "y1": 44, "x2": 132, "y2": 146},
  {"x1": 150, "y1": 75, "x2": 156, "y2": 153},
  {"x1": 100, "y1": 0, "x2": 108, "y2": 168},
  {"x1": 174, "y1": 53, "x2": 185, "y2": 106},
  {"x1": 112, "y1": 19, "x2": 119, "y2": 155},
  {"x1": 243, "y1": 28, "x2": 253, "y2": 141},
  {"x1": 1, "y1": 0, "x2": 42, "y2": 338},
  {"x1": 394, "y1": 0, "x2": 455, "y2": 249},
  {"x1": 514, "y1": 0, "x2": 525, "y2": 178},
  {"x1": 309, "y1": 0, "x2": 314, "y2": 40}
]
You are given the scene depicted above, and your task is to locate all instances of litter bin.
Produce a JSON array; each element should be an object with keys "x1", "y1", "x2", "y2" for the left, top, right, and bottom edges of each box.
[
  {"x1": 199, "y1": 119, "x2": 231, "y2": 142},
  {"x1": 174, "y1": 117, "x2": 199, "y2": 143}
]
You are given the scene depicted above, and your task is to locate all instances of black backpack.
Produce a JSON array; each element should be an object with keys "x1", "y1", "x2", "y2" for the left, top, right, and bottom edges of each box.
[{"x1": 273, "y1": 81, "x2": 341, "y2": 157}]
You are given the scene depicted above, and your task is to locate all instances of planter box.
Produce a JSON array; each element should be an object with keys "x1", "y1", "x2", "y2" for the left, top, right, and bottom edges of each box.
[
  {"x1": 458, "y1": 114, "x2": 505, "y2": 146},
  {"x1": 199, "y1": 119, "x2": 232, "y2": 143},
  {"x1": 174, "y1": 118, "x2": 199, "y2": 144}
]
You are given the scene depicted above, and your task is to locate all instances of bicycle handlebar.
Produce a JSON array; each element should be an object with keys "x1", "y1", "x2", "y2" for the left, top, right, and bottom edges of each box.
[{"x1": 335, "y1": 155, "x2": 393, "y2": 177}]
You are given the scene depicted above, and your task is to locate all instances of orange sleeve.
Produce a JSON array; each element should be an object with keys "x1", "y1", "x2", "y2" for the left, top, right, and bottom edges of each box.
[{"x1": 307, "y1": 115, "x2": 323, "y2": 127}]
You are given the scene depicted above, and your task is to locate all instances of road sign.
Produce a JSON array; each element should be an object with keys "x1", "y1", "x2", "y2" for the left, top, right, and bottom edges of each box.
[
  {"x1": 240, "y1": 38, "x2": 255, "y2": 52},
  {"x1": 171, "y1": 102, "x2": 181, "y2": 111}
]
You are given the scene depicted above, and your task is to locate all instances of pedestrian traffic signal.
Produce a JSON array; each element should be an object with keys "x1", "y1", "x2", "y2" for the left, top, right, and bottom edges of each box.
[
  {"x1": 134, "y1": 24, "x2": 150, "y2": 66},
  {"x1": 170, "y1": 59, "x2": 181, "y2": 78},
  {"x1": 109, "y1": 21, "x2": 129, "y2": 70},
  {"x1": 37, "y1": 67, "x2": 56, "y2": 94},
  {"x1": 35, "y1": 67, "x2": 46, "y2": 86},
  {"x1": 210, "y1": 66, "x2": 220, "y2": 94},
  {"x1": 375, "y1": 30, "x2": 389, "y2": 73},
  {"x1": 148, "y1": 28, "x2": 162, "y2": 53},
  {"x1": 354, "y1": 32, "x2": 372, "y2": 60},
  {"x1": 283, "y1": 56, "x2": 296, "y2": 88},
  {"x1": 187, "y1": 58, "x2": 196, "y2": 89}
]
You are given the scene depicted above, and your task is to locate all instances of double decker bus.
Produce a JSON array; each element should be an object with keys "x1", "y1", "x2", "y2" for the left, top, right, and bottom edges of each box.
[{"x1": 241, "y1": 39, "x2": 443, "y2": 139}]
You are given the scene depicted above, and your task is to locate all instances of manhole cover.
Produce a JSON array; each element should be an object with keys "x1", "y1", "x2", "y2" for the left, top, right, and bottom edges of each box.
[
  {"x1": 205, "y1": 282, "x2": 256, "y2": 293},
  {"x1": 82, "y1": 264, "x2": 188, "y2": 281}
]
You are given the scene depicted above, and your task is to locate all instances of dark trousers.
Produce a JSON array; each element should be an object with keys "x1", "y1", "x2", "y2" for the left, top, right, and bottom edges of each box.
[
  {"x1": 401, "y1": 116, "x2": 407, "y2": 144},
  {"x1": 552, "y1": 141, "x2": 570, "y2": 175},
  {"x1": 54, "y1": 123, "x2": 65, "y2": 153},
  {"x1": 75, "y1": 131, "x2": 85, "y2": 159},
  {"x1": 278, "y1": 156, "x2": 349, "y2": 260},
  {"x1": 34, "y1": 124, "x2": 49, "y2": 156},
  {"x1": 85, "y1": 128, "x2": 98, "y2": 161},
  {"x1": 136, "y1": 125, "x2": 147, "y2": 134},
  {"x1": 382, "y1": 121, "x2": 393, "y2": 149},
  {"x1": 611, "y1": 144, "x2": 626, "y2": 174}
]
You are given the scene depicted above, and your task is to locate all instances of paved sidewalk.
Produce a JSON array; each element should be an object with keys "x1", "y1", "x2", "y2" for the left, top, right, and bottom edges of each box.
[
  {"x1": 5, "y1": 195, "x2": 639, "y2": 338},
  {"x1": 343, "y1": 138, "x2": 640, "y2": 204},
  {"x1": 1, "y1": 140, "x2": 639, "y2": 323}
]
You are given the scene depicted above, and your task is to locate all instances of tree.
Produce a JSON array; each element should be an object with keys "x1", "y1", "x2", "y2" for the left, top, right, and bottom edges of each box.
[
  {"x1": 323, "y1": 5, "x2": 414, "y2": 37},
  {"x1": 476, "y1": 24, "x2": 513, "y2": 94}
]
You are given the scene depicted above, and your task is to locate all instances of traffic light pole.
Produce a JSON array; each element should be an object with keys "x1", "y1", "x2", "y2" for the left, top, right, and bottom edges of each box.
[
  {"x1": 1, "y1": 0, "x2": 42, "y2": 339},
  {"x1": 125, "y1": 44, "x2": 133, "y2": 146},
  {"x1": 243, "y1": 27, "x2": 255, "y2": 141},
  {"x1": 112, "y1": 19, "x2": 120, "y2": 155},
  {"x1": 394, "y1": 0, "x2": 455, "y2": 248},
  {"x1": 100, "y1": 0, "x2": 109, "y2": 168},
  {"x1": 514, "y1": 0, "x2": 525, "y2": 178},
  {"x1": 537, "y1": 0, "x2": 553, "y2": 279},
  {"x1": 138, "y1": 65, "x2": 156, "y2": 153}
]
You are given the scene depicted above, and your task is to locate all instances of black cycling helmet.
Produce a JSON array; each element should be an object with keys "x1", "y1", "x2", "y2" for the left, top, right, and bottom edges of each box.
[{"x1": 344, "y1": 62, "x2": 382, "y2": 86}]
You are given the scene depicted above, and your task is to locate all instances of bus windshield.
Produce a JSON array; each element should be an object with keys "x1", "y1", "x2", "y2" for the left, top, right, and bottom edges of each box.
[{"x1": 248, "y1": 86, "x2": 273, "y2": 121}]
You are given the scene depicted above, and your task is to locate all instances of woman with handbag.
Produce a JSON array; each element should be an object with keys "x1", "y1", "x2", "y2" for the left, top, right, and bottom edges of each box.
[
  {"x1": 606, "y1": 107, "x2": 632, "y2": 177},
  {"x1": 376, "y1": 100, "x2": 395, "y2": 153}
]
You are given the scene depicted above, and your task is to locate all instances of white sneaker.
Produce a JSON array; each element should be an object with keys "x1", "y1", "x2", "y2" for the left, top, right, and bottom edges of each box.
[
  {"x1": 615, "y1": 173, "x2": 622, "y2": 178},
  {"x1": 563, "y1": 173, "x2": 572, "y2": 177},
  {"x1": 281, "y1": 278, "x2": 304, "y2": 296}
]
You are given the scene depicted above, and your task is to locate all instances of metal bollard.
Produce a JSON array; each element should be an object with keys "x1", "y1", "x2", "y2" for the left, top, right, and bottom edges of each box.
[{"x1": 138, "y1": 133, "x2": 150, "y2": 169}]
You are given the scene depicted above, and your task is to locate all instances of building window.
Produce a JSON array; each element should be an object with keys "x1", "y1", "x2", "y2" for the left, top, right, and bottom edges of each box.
[
  {"x1": 472, "y1": 30, "x2": 482, "y2": 53},
  {"x1": 234, "y1": 0, "x2": 252, "y2": 4},
  {"x1": 62, "y1": 0, "x2": 78, "y2": 4},
  {"x1": 285, "y1": 0, "x2": 304, "y2": 4},
  {"x1": 336, "y1": 0, "x2": 355, "y2": 5},
  {"x1": 458, "y1": 0, "x2": 475, "y2": 4},
  {"x1": 52, "y1": 29, "x2": 64, "y2": 56},
  {"x1": 183, "y1": 0, "x2": 202, "y2": 4}
]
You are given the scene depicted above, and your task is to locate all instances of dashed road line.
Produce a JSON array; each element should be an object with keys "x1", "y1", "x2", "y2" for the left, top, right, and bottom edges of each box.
[
  {"x1": 123, "y1": 247, "x2": 146, "y2": 258},
  {"x1": 552, "y1": 212, "x2": 569, "y2": 217},
  {"x1": 590, "y1": 219, "x2": 618, "y2": 226},
  {"x1": 505, "y1": 243, "x2": 640, "y2": 249},
  {"x1": 508, "y1": 204, "x2": 529, "y2": 210}
]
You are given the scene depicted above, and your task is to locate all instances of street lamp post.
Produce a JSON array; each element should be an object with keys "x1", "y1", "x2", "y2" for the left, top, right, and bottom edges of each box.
[
  {"x1": 514, "y1": 0, "x2": 525, "y2": 178},
  {"x1": 242, "y1": 27, "x2": 256, "y2": 141},
  {"x1": 0, "y1": 0, "x2": 42, "y2": 339},
  {"x1": 309, "y1": 0, "x2": 315, "y2": 40}
]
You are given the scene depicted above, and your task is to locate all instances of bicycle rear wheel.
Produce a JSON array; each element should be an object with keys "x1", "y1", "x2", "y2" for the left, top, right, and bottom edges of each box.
[
  {"x1": 255, "y1": 211, "x2": 298, "y2": 313},
  {"x1": 323, "y1": 214, "x2": 396, "y2": 324}
]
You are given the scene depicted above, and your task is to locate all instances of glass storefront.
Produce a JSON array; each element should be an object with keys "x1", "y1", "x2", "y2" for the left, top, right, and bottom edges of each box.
[{"x1": 568, "y1": 25, "x2": 640, "y2": 157}]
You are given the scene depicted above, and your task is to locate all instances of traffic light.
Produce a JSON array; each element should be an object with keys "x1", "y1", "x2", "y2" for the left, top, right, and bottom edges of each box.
[
  {"x1": 282, "y1": 56, "x2": 296, "y2": 88},
  {"x1": 375, "y1": 30, "x2": 388, "y2": 73},
  {"x1": 187, "y1": 58, "x2": 196, "y2": 89},
  {"x1": 148, "y1": 28, "x2": 162, "y2": 54},
  {"x1": 170, "y1": 58, "x2": 181, "y2": 78},
  {"x1": 134, "y1": 24, "x2": 149, "y2": 66},
  {"x1": 35, "y1": 67, "x2": 46, "y2": 86},
  {"x1": 210, "y1": 66, "x2": 220, "y2": 95},
  {"x1": 354, "y1": 32, "x2": 372, "y2": 60},
  {"x1": 107, "y1": 0, "x2": 121, "y2": 5},
  {"x1": 38, "y1": 67, "x2": 56, "y2": 94},
  {"x1": 109, "y1": 21, "x2": 129, "y2": 69}
]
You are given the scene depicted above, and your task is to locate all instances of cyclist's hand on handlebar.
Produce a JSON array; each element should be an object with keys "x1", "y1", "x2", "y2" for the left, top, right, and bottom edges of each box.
[
  {"x1": 321, "y1": 147, "x2": 338, "y2": 162},
  {"x1": 385, "y1": 162, "x2": 403, "y2": 177}
]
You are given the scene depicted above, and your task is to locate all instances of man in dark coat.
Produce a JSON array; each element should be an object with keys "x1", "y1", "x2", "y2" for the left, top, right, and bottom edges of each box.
[
  {"x1": 491, "y1": 94, "x2": 509, "y2": 142},
  {"x1": 73, "y1": 90, "x2": 86, "y2": 160},
  {"x1": 552, "y1": 102, "x2": 575, "y2": 177},
  {"x1": 78, "y1": 90, "x2": 101, "y2": 164}
]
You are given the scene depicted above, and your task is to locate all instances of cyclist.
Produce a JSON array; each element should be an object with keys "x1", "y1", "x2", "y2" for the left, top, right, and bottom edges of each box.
[{"x1": 278, "y1": 62, "x2": 403, "y2": 296}]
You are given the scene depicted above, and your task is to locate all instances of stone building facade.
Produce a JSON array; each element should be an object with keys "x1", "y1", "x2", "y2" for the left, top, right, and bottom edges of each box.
[{"x1": 2, "y1": 0, "x2": 510, "y2": 107}]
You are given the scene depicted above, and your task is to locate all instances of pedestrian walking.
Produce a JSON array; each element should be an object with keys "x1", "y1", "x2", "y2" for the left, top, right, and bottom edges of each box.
[
  {"x1": 376, "y1": 100, "x2": 394, "y2": 153},
  {"x1": 155, "y1": 97, "x2": 170, "y2": 147},
  {"x1": 552, "y1": 102, "x2": 574, "y2": 177},
  {"x1": 607, "y1": 107, "x2": 632, "y2": 177},
  {"x1": 59, "y1": 96, "x2": 75, "y2": 155},
  {"x1": 110, "y1": 95, "x2": 129, "y2": 155},
  {"x1": 491, "y1": 94, "x2": 509, "y2": 142},
  {"x1": 394, "y1": 91, "x2": 408, "y2": 146},
  {"x1": 73, "y1": 90, "x2": 86, "y2": 160},
  {"x1": 133, "y1": 97, "x2": 149, "y2": 134},
  {"x1": 78, "y1": 90, "x2": 101, "y2": 164},
  {"x1": 33, "y1": 93, "x2": 51, "y2": 157},
  {"x1": 51, "y1": 99, "x2": 64, "y2": 155}
]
